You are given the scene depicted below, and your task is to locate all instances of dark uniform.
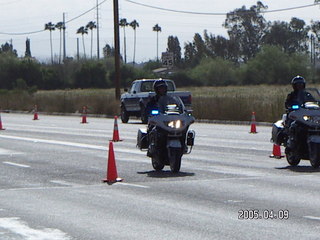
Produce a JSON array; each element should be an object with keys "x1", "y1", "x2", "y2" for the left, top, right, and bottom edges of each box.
[
  {"x1": 285, "y1": 76, "x2": 315, "y2": 110},
  {"x1": 285, "y1": 90, "x2": 315, "y2": 110}
]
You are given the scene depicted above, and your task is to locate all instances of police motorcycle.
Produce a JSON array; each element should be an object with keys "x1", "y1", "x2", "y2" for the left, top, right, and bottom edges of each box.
[
  {"x1": 272, "y1": 89, "x2": 320, "y2": 168},
  {"x1": 137, "y1": 95, "x2": 195, "y2": 173}
]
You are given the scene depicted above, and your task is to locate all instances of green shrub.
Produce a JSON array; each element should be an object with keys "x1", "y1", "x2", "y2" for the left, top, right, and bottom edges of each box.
[{"x1": 189, "y1": 57, "x2": 237, "y2": 86}]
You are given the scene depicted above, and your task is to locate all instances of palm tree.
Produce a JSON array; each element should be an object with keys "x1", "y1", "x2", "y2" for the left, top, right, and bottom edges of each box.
[
  {"x1": 86, "y1": 21, "x2": 97, "y2": 59},
  {"x1": 129, "y1": 20, "x2": 139, "y2": 65},
  {"x1": 44, "y1": 22, "x2": 55, "y2": 64},
  {"x1": 119, "y1": 18, "x2": 129, "y2": 63},
  {"x1": 153, "y1": 24, "x2": 162, "y2": 61},
  {"x1": 55, "y1": 22, "x2": 65, "y2": 64},
  {"x1": 76, "y1": 26, "x2": 88, "y2": 59}
]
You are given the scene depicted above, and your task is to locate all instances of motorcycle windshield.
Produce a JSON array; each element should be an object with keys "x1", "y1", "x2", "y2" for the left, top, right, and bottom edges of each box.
[
  {"x1": 290, "y1": 89, "x2": 317, "y2": 108},
  {"x1": 157, "y1": 95, "x2": 185, "y2": 114}
]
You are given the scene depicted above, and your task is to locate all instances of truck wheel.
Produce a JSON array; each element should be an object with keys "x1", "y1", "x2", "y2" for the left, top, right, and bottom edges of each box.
[
  {"x1": 140, "y1": 106, "x2": 148, "y2": 124},
  {"x1": 121, "y1": 106, "x2": 129, "y2": 123}
]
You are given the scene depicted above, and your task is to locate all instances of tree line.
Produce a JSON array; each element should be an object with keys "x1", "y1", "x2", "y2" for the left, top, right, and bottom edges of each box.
[{"x1": 0, "y1": 1, "x2": 319, "y2": 91}]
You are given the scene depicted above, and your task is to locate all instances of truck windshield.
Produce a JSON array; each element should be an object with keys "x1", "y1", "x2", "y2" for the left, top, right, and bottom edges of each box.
[{"x1": 140, "y1": 80, "x2": 175, "y2": 92}]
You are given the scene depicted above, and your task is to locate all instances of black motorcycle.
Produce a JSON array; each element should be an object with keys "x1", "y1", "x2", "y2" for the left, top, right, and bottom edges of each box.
[
  {"x1": 137, "y1": 99, "x2": 195, "y2": 173},
  {"x1": 272, "y1": 100, "x2": 320, "y2": 168}
]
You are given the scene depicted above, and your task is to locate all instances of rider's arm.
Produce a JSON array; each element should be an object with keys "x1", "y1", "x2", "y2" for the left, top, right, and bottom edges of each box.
[{"x1": 285, "y1": 93, "x2": 293, "y2": 110}]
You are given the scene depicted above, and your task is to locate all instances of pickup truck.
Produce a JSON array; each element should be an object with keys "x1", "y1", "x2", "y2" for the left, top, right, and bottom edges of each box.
[{"x1": 120, "y1": 79, "x2": 192, "y2": 123}]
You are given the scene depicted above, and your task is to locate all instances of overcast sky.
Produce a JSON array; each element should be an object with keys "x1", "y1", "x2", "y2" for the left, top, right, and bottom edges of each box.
[{"x1": 0, "y1": 0, "x2": 319, "y2": 63}]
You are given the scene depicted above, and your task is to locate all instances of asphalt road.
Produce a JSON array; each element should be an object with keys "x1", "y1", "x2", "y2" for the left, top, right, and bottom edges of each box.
[{"x1": 0, "y1": 113, "x2": 320, "y2": 240}]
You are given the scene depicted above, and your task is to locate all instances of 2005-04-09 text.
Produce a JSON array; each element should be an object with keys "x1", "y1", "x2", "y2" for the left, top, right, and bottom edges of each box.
[{"x1": 238, "y1": 209, "x2": 289, "y2": 220}]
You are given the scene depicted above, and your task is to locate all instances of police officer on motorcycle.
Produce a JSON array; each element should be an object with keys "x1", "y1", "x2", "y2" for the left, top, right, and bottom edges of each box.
[
  {"x1": 146, "y1": 79, "x2": 184, "y2": 115},
  {"x1": 145, "y1": 79, "x2": 168, "y2": 114},
  {"x1": 146, "y1": 80, "x2": 187, "y2": 157},
  {"x1": 283, "y1": 76, "x2": 316, "y2": 150},
  {"x1": 285, "y1": 75, "x2": 315, "y2": 110}
]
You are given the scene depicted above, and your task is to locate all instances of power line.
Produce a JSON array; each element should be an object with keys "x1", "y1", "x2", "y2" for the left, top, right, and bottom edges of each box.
[
  {"x1": 124, "y1": 0, "x2": 319, "y2": 16},
  {"x1": 66, "y1": 0, "x2": 108, "y2": 23},
  {"x1": 0, "y1": 29, "x2": 45, "y2": 35},
  {"x1": 0, "y1": 0, "x2": 109, "y2": 36},
  {"x1": 0, "y1": 1, "x2": 319, "y2": 36},
  {"x1": 263, "y1": 3, "x2": 320, "y2": 13}
]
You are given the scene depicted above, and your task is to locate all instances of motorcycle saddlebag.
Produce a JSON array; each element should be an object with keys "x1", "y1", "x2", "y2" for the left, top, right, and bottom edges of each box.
[
  {"x1": 308, "y1": 135, "x2": 320, "y2": 161},
  {"x1": 271, "y1": 120, "x2": 285, "y2": 145},
  {"x1": 187, "y1": 129, "x2": 195, "y2": 146},
  {"x1": 137, "y1": 128, "x2": 148, "y2": 150}
]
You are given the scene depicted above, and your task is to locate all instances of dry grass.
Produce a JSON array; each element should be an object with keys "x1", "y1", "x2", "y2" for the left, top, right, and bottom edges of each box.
[
  {"x1": 185, "y1": 85, "x2": 292, "y2": 122},
  {"x1": 1, "y1": 85, "x2": 319, "y2": 122}
]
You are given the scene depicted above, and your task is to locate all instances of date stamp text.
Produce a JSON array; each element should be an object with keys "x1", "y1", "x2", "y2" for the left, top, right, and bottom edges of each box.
[{"x1": 238, "y1": 209, "x2": 289, "y2": 220}]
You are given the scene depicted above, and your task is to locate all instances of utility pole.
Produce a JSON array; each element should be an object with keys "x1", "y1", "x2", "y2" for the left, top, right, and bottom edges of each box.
[
  {"x1": 311, "y1": 35, "x2": 315, "y2": 66},
  {"x1": 96, "y1": 0, "x2": 100, "y2": 59},
  {"x1": 113, "y1": 0, "x2": 121, "y2": 100},
  {"x1": 77, "y1": 38, "x2": 80, "y2": 61},
  {"x1": 63, "y1": 13, "x2": 66, "y2": 61}
]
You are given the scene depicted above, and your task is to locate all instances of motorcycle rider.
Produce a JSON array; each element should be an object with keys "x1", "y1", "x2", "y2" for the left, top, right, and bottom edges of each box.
[
  {"x1": 145, "y1": 79, "x2": 184, "y2": 115},
  {"x1": 285, "y1": 75, "x2": 315, "y2": 110},
  {"x1": 146, "y1": 79, "x2": 187, "y2": 156},
  {"x1": 284, "y1": 76, "x2": 315, "y2": 149}
]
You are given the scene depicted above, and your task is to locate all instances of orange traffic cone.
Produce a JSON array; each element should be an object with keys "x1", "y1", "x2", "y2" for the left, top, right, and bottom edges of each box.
[
  {"x1": 102, "y1": 141, "x2": 123, "y2": 183},
  {"x1": 111, "y1": 116, "x2": 122, "y2": 141},
  {"x1": 81, "y1": 106, "x2": 88, "y2": 124},
  {"x1": 0, "y1": 112, "x2": 5, "y2": 130},
  {"x1": 269, "y1": 144, "x2": 285, "y2": 159},
  {"x1": 249, "y1": 112, "x2": 257, "y2": 134},
  {"x1": 33, "y1": 105, "x2": 39, "y2": 120}
]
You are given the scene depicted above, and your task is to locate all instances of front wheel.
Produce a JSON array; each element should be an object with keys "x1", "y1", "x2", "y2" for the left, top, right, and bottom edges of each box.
[
  {"x1": 169, "y1": 148, "x2": 183, "y2": 173},
  {"x1": 152, "y1": 155, "x2": 165, "y2": 171},
  {"x1": 120, "y1": 106, "x2": 129, "y2": 123},
  {"x1": 285, "y1": 147, "x2": 300, "y2": 166}
]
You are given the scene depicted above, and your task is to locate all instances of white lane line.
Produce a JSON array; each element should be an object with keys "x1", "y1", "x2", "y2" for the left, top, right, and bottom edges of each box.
[
  {"x1": 0, "y1": 135, "x2": 145, "y2": 156},
  {"x1": 3, "y1": 162, "x2": 30, "y2": 168},
  {"x1": 226, "y1": 200, "x2": 244, "y2": 204},
  {"x1": 118, "y1": 182, "x2": 150, "y2": 189},
  {"x1": 0, "y1": 148, "x2": 21, "y2": 155},
  {"x1": 0, "y1": 217, "x2": 71, "y2": 240},
  {"x1": 304, "y1": 216, "x2": 320, "y2": 221},
  {"x1": 0, "y1": 135, "x2": 106, "y2": 150},
  {"x1": 50, "y1": 180, "x2": 84, "y2": 187}
]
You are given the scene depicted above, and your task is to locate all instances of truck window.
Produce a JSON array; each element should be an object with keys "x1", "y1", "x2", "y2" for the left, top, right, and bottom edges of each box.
[
  {"x1": 166, "y1": 81, "x2": 175, "y2": 91},
  {"x1": 130, "y1": 82, "x2": 137, "y2": 93},
  {"x1": 141, "y1": 81, "x2": 154, "y2": 92}
]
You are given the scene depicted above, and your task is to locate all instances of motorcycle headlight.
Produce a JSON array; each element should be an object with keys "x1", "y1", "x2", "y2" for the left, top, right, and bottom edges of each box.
[
  {"x1": 167, "y1": 120, "x2": 183, "y2": 128},
  {"x1": 303, "y1": 115, "x2": 311, "y2": 121}
]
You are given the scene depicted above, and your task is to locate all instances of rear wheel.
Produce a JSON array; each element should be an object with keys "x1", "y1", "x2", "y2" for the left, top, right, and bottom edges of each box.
[
  {"x1": 120, "y1": 106, "x2": 129, "y2": 123},
  {"x1": 309, "y1": 144, "x2": 320, "y2": 168},
  {"x1": 285, "y1": 147, "x2": 300, "y2": 166},
  {"x1": 169, "y1": 148, "x2": 183, "y2": 173},
  {"x1": 310, "y1": 158, "x2": 320, "y2": 168}
]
